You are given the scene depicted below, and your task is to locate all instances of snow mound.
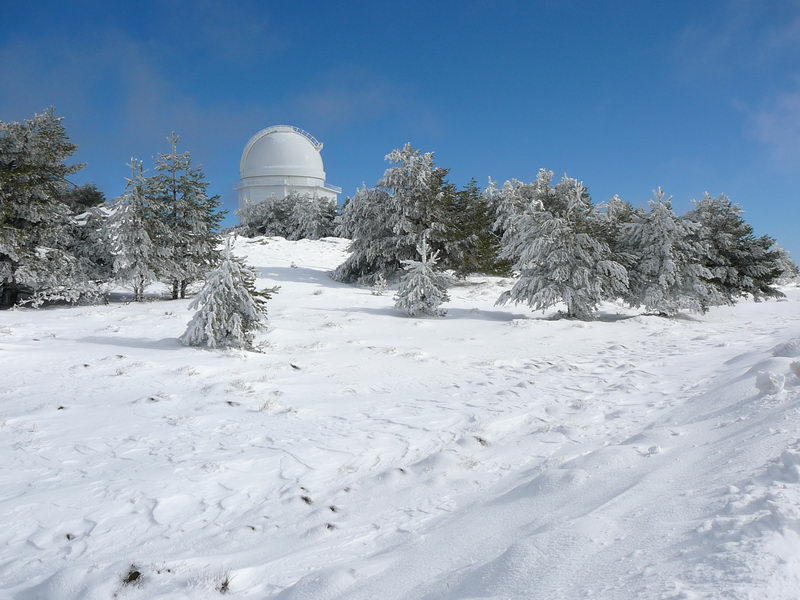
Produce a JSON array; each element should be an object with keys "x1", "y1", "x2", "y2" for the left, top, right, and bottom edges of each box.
[
  {"x1": 772, "y1": 338, "x2": 800, "y2": 357},
  {"x1": 756, "y1": 370, "x2": 785, "y2": 395}
]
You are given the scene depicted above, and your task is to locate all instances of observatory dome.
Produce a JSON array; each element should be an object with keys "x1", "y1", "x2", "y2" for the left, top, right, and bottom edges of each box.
[
  {"x1": 236, "y1": 125, "x2": 340, "y2": 214},
  {"x1": 240, "y1": 125, "x2": 325, "y2": 179}
]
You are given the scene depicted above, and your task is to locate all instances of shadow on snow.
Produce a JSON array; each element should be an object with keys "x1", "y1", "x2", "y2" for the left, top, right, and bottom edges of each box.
[{"x1": 77, "y1": 336, "x2": 182, "y2": 350}]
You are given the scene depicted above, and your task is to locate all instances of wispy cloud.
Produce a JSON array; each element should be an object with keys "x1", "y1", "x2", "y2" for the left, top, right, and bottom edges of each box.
[
  {"x1": 672, "y1": 1, "x2": 800, "y2": 171},
  {"x1": 673, "y1": 0, "x2": 800, "y2": 80},
  {"x1": 748, "y1": 92, "x2": 800, "y2": 170},
  {"x1": 293, "y1": 67, "x2": 443, "y2": 138}
]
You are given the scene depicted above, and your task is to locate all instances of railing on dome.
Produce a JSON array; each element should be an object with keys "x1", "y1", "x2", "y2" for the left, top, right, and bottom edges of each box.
[{"x1": 289, "y1": 126, "x2": 323, "y2": 151}]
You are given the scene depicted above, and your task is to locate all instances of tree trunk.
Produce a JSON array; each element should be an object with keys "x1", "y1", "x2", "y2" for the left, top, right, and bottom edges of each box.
[
  {"x1": 172, "y1": 280, "x2": 179, "y2": 300},
  {"x1": 180, "y1": 280, "x2": 188, "y2": 299}
]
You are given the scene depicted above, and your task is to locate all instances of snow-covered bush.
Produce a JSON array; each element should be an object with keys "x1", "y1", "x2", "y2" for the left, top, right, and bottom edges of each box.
[
  {"x1": 288, "y1": 195, "x2": 337, "y2": 240},
  {"x1": 496, "y1": 170, "x2": 628, "y2": 319},
  {"x1": 180, "y1": 240, "x2": 276, "y2": 349},
  {"x1": 394, "y1": 236, "x2": 450, "y2": 317},
  {"x1": 371, "y1": 273, "x2": 388, "y2": 296},
  {"x1": 238, "y1": 193, "x2": 335, "y2": 240}
]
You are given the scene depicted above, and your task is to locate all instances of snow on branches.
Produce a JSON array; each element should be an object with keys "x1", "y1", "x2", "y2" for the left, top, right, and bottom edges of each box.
[
  {"x1": 180, "y1": 239, "x2": 277, "y2": 350},
  {"x1": 394, "y1": 235, "x2": 450, "y2": 317}
]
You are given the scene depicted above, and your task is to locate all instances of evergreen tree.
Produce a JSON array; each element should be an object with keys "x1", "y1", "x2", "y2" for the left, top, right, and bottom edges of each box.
[
  {"x1": 238, "y1": 194, "x2": 294, "y2": 237},
  {"x1": 775, "y1": 247, "x2": 799, "y2": 283},
  {"x1": 288, "y1": 194, "x2": 336, "y2": 240},
  {"x1": 180, "y1": 239, "x2": 276, "y2": 349},
  {"x1": 686, "y1": 193, "x2": 783, "y2": 302},
  {"x1": 486, "y1": 170, "x2": 555, "y2": 265},
  {"x1": 497, "y1": 173, "x2": 628, "y2": 319},
  {"x1": 107, "y1": 159, "x2": 164, "y2": 301},
  {"x1": 333, "y1": 143, "x2": 456, "y2": 283},
  {"x1": 58, "y1": 183, "x2": 105, "y2": 213},
  {"x1": 0, "y1": 108, "x2": 83, "y2": 307},
  {"x1": 394, "y1": 235, "x2": 450, "y2": 317},
  {"x1": 597, "y1": 194, "x2": 642, "y2": 283},
  {"x1": 332, "y1": 185, "x2": 395, "y2": 282},
  {"x1": 58, "y1": 205, "x2": 114, "y2": 302},
  {"x1": 622, "y1": 189, "x2": 719, "y2": 315},
  {"x1": 153, "y1": 132, "x2": 224, "y2": 299}
]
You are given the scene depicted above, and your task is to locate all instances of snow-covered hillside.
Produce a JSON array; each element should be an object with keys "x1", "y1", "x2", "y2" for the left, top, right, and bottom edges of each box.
[{"x1": 1, "y1": 236, "x2": 799, "y2": 599}]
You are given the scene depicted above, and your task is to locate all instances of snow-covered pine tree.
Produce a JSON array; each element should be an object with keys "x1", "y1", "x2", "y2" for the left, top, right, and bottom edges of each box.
[
  {"x1": 597, "y1": 194, "x2": 642, "y2": 284},
  {"x1": 486, "y1": 170, "x2": 561, "y2": 267},
  {"x1": 332, "y1": 185, "x2": 395, "y2": 282},
  {"x1": 496, "y1": 173, "x2": 628, "y2": 319},
  {"x1": 56, "y1": 205, "x2": 114, "y2": 303},
  {"x1": 107, "y1": 159, "x2": 163, "y2": 301},
  {"x1": 333, "y1": 144, "x2": 455, "y2": 283},
  {"x1": 153, "y1": 132, "x2": 224, "y2": 299},
  {"x1": 622, "y1": 189, "x2": 719, "y2": 315},
  {"x1": 686, "y1": 193, "x2": 783, "y2": 302},
  {"x1": 180, "y1": 239, "x2": 276, "y2": 349},
  {"x1": 237, "y1": 194, "x2": 295, "y2": 237},
  {"x1": 287, "y1": 194, "x2": 336, "y2": 240},
  {"x1": 775, "y1": 247, "x2": 799, "y2": 284},
  {"x1": 394, "y1": 234, "x2": 450, "y2": 317},
  {"x1": 0, "y1": 108, "x2": 83, "y2": 307}
]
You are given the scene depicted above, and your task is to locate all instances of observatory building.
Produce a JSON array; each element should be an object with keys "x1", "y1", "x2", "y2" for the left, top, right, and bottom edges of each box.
[{"x1": 236, "y1": 125, "x2": 340, "y2": 212}]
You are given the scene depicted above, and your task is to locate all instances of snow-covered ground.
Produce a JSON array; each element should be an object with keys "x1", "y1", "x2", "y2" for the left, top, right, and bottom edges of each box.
[{"x1": 1, "y1": 236, "x2": 799, "y2": 600}]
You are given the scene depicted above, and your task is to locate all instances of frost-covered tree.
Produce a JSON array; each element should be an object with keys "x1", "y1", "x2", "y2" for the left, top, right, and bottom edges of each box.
[
  {"x1": 107, "y1": 160, "x2": 165, "y2": 301},
  {"x1": 288, "y1": 194, "x2": 336, "y2": 240},
  {"x1": 497, "y1": 172, "x2": 628, "y2": 319},
  {"x1": 486, "y1": 170, "x2": 556, "y2": 265},
  {"x1": 775, "y1": 247, "x2": 799, "y2": 284},
  {"x1": 394, "y1": 235, "x2": 450, "y2": 317},
  {"x1": 238, "y1": 194, "x2": 295, "y2": 237},
  {"x1": 333, "y1": 143, "x2": 456, "y2": 283},
  {"x1": 56, "y1": 205, "x2": 114, "y2": 303},
  {"x1": 597, "y1": 194, "x2": 642, "y2": 281},
  {"x1": 180, "y1": 239, "x2": 276, "y2": 349},
  {"x1": 0, "y1": 108, "x2": 83, "y2": 307},
  {"x1": 58, "y1": 183, "x2": 105, "y2": 213},
  {"x1": 686, "y1": 193, "x2": 783, "y2": 302},
  {"x1": 238, "y1": 191, "x2": 334, "y2": 241},
  {"x1": 622, "y1": 190, "x2": 719, "y2": 315},
  {"x1": 153, "y1": 132, "x2": 224, "y2": 299},
  {"x1": 332, "y1": 185, "x2": 394, "y2": 282}
]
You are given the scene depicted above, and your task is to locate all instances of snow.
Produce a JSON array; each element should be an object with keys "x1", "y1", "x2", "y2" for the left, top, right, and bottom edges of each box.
[{"x1": 1, "y1": 235, "x2": 800, "y2": 599}]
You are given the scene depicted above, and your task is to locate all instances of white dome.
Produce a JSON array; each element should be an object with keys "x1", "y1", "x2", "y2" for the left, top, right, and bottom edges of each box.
[{"x1": 240, "y1": 125, "x2": 325, "y2": 180}]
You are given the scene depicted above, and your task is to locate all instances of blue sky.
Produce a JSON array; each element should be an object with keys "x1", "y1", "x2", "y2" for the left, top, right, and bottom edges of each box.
[{"x1": 2, "y1": 1, "x2": 799, "y2": 256}]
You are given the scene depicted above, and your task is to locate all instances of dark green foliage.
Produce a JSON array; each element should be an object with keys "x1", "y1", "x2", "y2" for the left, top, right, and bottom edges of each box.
[
  {"x1": 152, "y1": 132, "x2": 225, "y2": 299},
  {"x1": 441, "y1": 179, "x2": 508, "y2": 277},
  {"x1": 58, "y1": 183, "x2": 105, "y2": 213}
]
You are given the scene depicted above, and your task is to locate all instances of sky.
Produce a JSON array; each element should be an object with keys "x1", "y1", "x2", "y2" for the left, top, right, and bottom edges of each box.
[{"x1": 1, "y1": 0, "x2": 799, "y2": 257}]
